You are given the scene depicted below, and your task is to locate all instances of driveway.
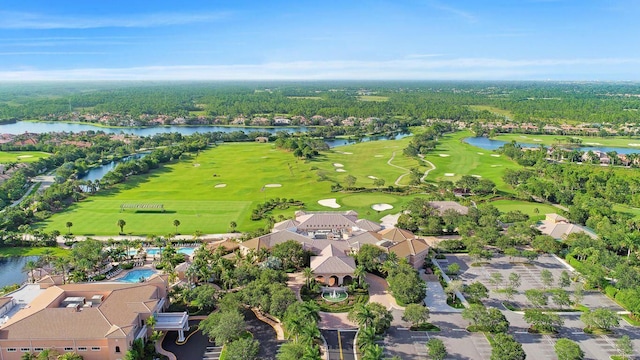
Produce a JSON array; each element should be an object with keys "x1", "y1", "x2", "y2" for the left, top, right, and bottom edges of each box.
[
  {"x1": 365, "y1": 273, "x2": 403, "y2": 311},
  {"x1": 424, "y1": 281, "x2": 462, "y2": 313},
  {"x1": 322, "y1": 329, "x2": 357, "y2": 360}
]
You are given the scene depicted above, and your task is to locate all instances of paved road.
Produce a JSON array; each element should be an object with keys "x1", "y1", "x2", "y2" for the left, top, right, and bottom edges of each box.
[{"x1": 322, "y1": 329, "x2": 357, "y2": 360}]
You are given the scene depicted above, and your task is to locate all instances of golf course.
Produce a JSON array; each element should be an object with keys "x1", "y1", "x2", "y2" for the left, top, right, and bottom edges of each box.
[
  {"x1": 40, "y1": 138, "x2": 430, "y2": 235},
  {"x1": 38, "y1": 132, "x2": 563, "y2": 236}
]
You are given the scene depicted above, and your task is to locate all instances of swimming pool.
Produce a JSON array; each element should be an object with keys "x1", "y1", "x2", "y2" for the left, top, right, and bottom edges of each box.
[
  {"x1": 144, "y1": 247, "x2": 196, "y2": 256},
  {"x1": 177, "y1": 247, "x2": 196, "y2": 256},
  {"x1": 117, "y1": 269, "x2": 157, "y2": 283}
]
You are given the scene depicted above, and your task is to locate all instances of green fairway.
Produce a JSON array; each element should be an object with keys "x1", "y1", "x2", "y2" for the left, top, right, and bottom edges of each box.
[
  {"x1": 41, "y1": 140, "x2": 423, "y2": 236},
  {"x1": 495, "y1": 133, "x2": 640, "y2": 149},
  {"x1": 422, "y1": 131, "x2": 521, "y2": 190},
  {"x1": 489, "y1": 200, "x2": 558, "y2": 220},
  {"x1": 0, "y1": 247, "x2": 70, "y2": 258},
  {"x1": 0, "y1": 151, "x2": 50, "y2": 163}
]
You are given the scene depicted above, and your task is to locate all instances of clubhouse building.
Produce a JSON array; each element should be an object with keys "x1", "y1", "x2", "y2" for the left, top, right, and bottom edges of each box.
[
  {"x1": 240, "y1": 210, "x2": 431, "y2": 284},
  {"x1": 0, "y1": 275, "x2": 187, "y2": 360}
]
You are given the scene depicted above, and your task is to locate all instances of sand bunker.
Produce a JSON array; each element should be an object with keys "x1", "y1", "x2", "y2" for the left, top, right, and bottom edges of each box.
[
  {"x1": 471, "y1": 175, "x2": 482, "y2": 178},
  {"x1": 439, "y1": 154, "x2": 450, "y2": 157},
  {"x1": 585, "y1": 142, "x2": 602, "y2": 145},
  {"x1": 372, "y1": 203, "x2": 393, "y2": 211},
  {"x1": 336, "y1": 169, "x2": 347, "y2": 172},
  {"x1": 477, "y1": 152, "x2": 484, "y2": 155},
  {"x1": 629, "y1": 143, "x2": 640, "y2": 146},
  {"x1": 336, "y1": 151, "x2": 353, "y2": 155},
  {"x1": 533, "y1": 139, "x2": 542, "y2": 142},
  {"x1": 193, "y1": 163, "x2": 201, "y2": 167},
  {"x1": 444, "y1": 173, "x2": 455, "y2": 177},
  {"x1": 17, "y1": 155, "x2": 33, "y2": 158},
  {"x1": 374, "y1": 155, "x2": 383, "y2": 157},
  {"x1": 367, "y1": 175, "x2": 378, "y2": 179},
  {"x1": 333, "y1": 163, "x2": 344, "y2": 167},
  {"x1": 490, "y1": 154, "x2": 500, "y2": 157},
  {"x1": 318, "y1": 198, "x2": 340, "y2": 208},
  {"x1": 214, "y1": 184, "x2": 227, "y2": 188},
  {"x1": 264, "y1": 184, "x2": 282, "y2": 188}
]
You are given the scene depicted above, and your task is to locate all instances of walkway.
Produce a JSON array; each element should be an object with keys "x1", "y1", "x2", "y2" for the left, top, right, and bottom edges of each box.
[
  {"x1": 423, "y1": 281, "x2": 462, "y2": 313},
  {"x1": 387, "y1": 151, "x2": 411, "y2": 186},
  {"x1": 418, "y1": 155, "x2": 436, "y2": 182}
]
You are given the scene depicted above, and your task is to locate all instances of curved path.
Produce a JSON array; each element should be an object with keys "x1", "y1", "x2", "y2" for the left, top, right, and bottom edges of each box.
[
  {"x1": 387, "y1": 151, "x2": 411, "y2": 186},
  {"x1": 418, "y1": 155, "x2": 436, "y2": 182},
  {"x1": 387, "y1": 151, "x2": 437, "y2": 186}
]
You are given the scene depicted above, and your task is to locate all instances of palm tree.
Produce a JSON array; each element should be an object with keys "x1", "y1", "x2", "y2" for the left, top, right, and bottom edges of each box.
[
  {"x1": 65, "y1": 222, "x2": 73, "y2": 235},
  {"x1": 117, "y1": 219, "x2": 126, "y2": 234},
  {"x1": 173, "y1": 219, "x2": 181, "y2": 234},
  {"x1": 361, "y1": 344, "x2": 384, "y2": 360},
  {"x1": 358, "y1": 326, "x2": 378, "y2": 349},
  {"x1": 302, "y1": 267, "x2": 314, "y2": 288},
  {"x1": 52, "y1": 256, "x2": 69, "y2": 284},
  {"x1": 284, "y1": 315, "x2": 305, "y2": 343},
  {"x1": 299, "y1": 301, "x2": 320, "y2": 323},
  {"x1": 229, "y1": 221, "x2": 237, "y2": 232},
  {"x1": 348, "y1": 303, "x2": 376, "y2": 330},
  {"x1": 354, "y1": 265, "x2": 366, "y2": 287},
  {"x1": 56, "y1": 352, "x2": 82, "y2": 360},
  {"x1": 23, "y1": 260, "x2": 38, "y2": 283}
]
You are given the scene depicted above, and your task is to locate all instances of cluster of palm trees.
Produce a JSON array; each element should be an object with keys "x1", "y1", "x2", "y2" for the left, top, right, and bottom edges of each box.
[
  {"x1": 20, "y1": 349, "x2": 83, "y2": 360},
  {"x1": 278, "y1": 301, "x2": 322, "y2": 360},
  {"x1": 347, "y1": 302, "x2": 394, "y2": 360}
]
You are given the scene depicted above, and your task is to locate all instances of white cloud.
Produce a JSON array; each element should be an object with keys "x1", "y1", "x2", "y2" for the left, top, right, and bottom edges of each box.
[
  {"x1": 0, "y1": 11, "x2": 229, "y2": 29},
  {"x1": 0, "y1": 57, "x2": 638, "y2": 81},
  {"x1": 428, "y1": 1, "x2": 477, "y2": 23}
]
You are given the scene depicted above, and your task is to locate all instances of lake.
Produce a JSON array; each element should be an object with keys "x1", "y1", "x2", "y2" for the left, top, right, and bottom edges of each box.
[
  {"x1": 0, "y1": 121, "x2": 309, "y2": 136},
  {"x1": 463, "y1": 137, "x2": 640, "y2": 154},
  {"x1": 0, "y1": 256, "x2": 38, "y2": 288}
]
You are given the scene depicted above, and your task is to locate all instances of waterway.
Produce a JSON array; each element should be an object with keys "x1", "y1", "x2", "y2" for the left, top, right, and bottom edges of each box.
[
  {"x1": 463, "y1": 137, "x2": 640, "y2": 154},
  {"x1": 78, "y1": 153, "x2": 147, "y2": 182},
  {"x1": 0, "y1": 256, "x2": 38, "y2": 288}
]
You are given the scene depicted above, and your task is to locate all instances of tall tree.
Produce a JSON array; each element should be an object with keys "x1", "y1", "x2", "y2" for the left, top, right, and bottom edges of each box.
[{"x1": 117, "y1": 219, "x2": 126, "y2": 234}]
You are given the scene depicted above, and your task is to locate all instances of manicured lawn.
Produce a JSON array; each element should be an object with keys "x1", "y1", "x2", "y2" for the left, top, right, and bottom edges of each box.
[
  {"x1": 41, "y1": 140, "x2": 423, "y2": 235},
  {"x1": 0, "y1": 151, "x2": 50, "y2": 163},
  {"x1": 495, "y1": 133, "x2": 640, "y2": 149},
  {"x1": 489, "y1": 200, "x2": 559, "y2": 219},
  {"x1": 422, "y1": 131, "x2": 521, "y2": 191},
  {"x1": 0, "y1": 247, "x2": 70, "y2": 257}
]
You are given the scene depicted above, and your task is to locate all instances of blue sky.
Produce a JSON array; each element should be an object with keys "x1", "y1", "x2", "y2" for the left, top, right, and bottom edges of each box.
[{"x1": 0, "y1": 0, "x2": 638, "y2": 80}]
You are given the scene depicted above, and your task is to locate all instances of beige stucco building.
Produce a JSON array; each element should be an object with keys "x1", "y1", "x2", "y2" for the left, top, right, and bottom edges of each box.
[{"x1": 0, "y1": 275, "x2": 186, "y2": 360}]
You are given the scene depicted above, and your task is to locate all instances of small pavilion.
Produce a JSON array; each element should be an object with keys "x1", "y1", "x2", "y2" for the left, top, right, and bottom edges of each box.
[{"x1": 311, "y1": 244, "x2": 356, "y2": 287}]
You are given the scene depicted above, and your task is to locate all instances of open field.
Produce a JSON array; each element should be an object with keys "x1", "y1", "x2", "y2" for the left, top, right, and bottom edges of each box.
[
  {"x1": 495, "y1": 133, "x2": 640, "y2": 148},
  {"x1": 0, "y1": 151, "x2": 50, "y2": 163},
  {"x1": 357, "y1": 95, "x2": 389, "y2": 102},
  {"x1": 468, "y1": 105, "x2": 514, "y2": 119},
  {"x1": 0, "y1": 247, "x2": 70, "y2": 258},
  {"x1": 41, "y1": 140, "x2": 422, "y2": 236},
  {"x1": 489, "y1": 199, "x2": 558, "y2": 220},
  {"x1": 422, "y1": 131, "x2": 520, "y2": 190}
]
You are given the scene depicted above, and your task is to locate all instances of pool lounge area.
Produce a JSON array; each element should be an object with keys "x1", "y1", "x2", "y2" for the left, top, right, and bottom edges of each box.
[{"x1": 144, "y1": 247, "x2": 196, "y2": 256}]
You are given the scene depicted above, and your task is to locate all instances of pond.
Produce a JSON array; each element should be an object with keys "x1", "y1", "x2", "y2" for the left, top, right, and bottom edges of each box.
[
  {"x1": 463, "y1": 137, "x2": 640, "y2": 154},
  {"x1": 0, "y1": 256, "x2": 39, "y2": 288},
  {"x1": 78, "y1": 153, "x2": 147, "y2": 182}
]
